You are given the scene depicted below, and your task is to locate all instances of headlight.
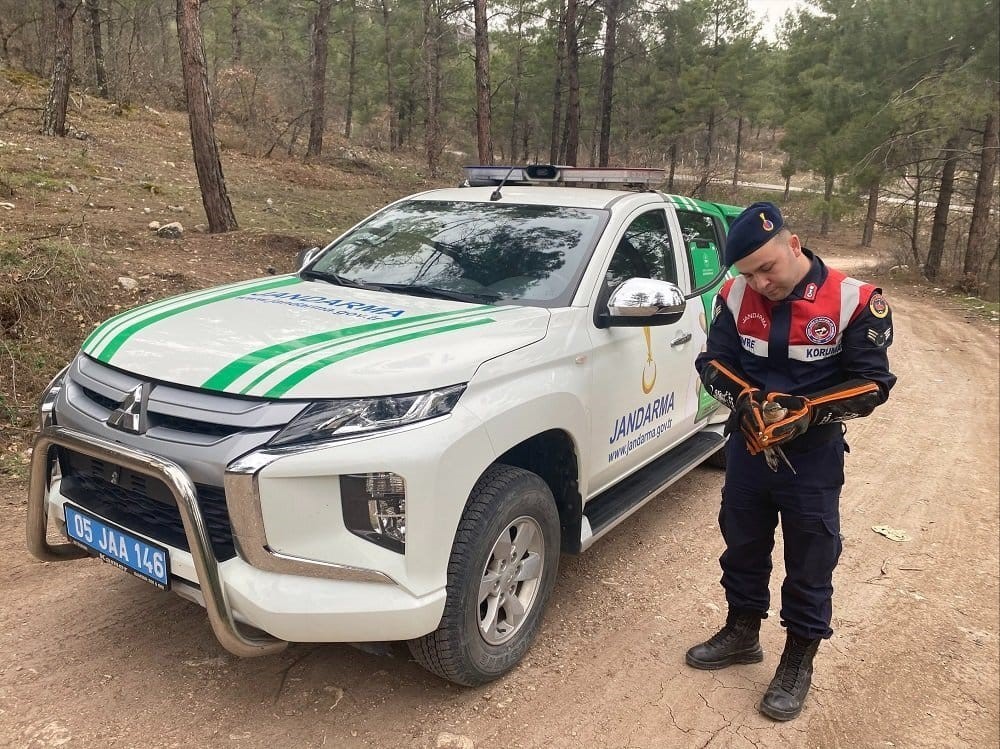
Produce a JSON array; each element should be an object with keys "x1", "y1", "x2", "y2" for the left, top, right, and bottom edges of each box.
[
  {"x1": 38, "y1": 364, "x2": 70, "y2": 430},
  {"x1": 269, "y1": 384, "x2": 466, "y2": 447}
]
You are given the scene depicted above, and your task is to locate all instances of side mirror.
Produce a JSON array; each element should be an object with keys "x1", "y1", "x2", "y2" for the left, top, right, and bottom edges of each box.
[
  {"x1": 599, "y1": 278, "x2": 687, "y2": 328},
  {"x1": 297, "y1": 246, "x2": 322, "y2": 270}
]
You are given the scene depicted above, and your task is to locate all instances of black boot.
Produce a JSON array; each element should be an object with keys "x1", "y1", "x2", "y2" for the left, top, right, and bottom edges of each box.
[
  {"x1": 685, "y1": 610, "x2": 764, "y2": 670},
  {"x1": 758, "y1": 632, "x2": 821, "y2": 721}
]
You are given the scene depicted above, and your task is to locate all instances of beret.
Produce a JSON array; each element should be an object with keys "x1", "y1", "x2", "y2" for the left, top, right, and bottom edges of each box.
[{"x1": 724, "y1": 201, "x2": 785, "y2": 266}]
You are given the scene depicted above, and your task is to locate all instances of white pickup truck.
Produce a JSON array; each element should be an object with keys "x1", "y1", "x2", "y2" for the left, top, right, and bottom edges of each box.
[{"x1": 28, "y1": 165, "x2": 740, "y2": 685}]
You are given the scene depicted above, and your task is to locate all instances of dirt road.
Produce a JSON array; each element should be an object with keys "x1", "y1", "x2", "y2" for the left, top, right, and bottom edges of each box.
[{"x1": 1, "y1": 276, "x2": 997, "y2": 749}]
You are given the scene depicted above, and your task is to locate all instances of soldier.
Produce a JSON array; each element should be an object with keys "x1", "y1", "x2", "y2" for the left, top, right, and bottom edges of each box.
[{"x1": 688, "y1": 201, "x2": 896, "y2": 721}]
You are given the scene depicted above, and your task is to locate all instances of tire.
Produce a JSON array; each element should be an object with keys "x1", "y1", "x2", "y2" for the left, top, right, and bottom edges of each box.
[
  {"x1": 706, "y1": 447, "x2": 727, "y2": 469},
  {"x1": 408, "y1": 464, "x2": 560, "y2": 686}
]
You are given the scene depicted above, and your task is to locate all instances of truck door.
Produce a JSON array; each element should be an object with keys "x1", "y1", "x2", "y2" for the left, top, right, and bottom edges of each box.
[
  {"x1": 674, "y1": 207, "x2": 731, "y2": 422},
  {"x1": 586, "y1": 207, "x2": 700, "y2": 496}
]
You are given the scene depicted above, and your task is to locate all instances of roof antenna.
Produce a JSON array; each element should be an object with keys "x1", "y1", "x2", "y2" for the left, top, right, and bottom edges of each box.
[{"x1": 490, "y1": 166, "x2": 518, "y2": 201}]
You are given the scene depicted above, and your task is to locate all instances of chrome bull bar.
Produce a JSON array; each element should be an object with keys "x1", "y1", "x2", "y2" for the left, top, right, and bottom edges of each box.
[{"x1": 27, "y1": 425, "x2": 287, "y2": 657}]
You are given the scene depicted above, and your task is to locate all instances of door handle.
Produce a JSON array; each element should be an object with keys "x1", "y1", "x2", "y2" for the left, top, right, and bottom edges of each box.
[{"x1": 670, "y1": 331, "x2": 692, "y2": 346}]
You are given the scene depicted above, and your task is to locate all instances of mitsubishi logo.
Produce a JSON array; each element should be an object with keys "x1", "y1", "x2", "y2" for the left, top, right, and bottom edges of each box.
[{"x1": 107, "y1": 383, "x2": 150, "y2": 434}]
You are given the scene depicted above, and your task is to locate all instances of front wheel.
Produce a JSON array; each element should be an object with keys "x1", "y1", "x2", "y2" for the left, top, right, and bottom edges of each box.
[{"x1": 408, "y1": 464, "x2": 560, "y2": 686}]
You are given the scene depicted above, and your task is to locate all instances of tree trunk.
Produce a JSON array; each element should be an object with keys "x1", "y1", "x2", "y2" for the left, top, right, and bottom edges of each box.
[
  {"x1": 561, "y1": 0, "x2": 580, "y2": 165},
  {"x1": 473, "y1": 0, "x2": 493, "y2": 164},
  {"x1": 925, "y1": 134, "x2": 963, "y2": 280},
  {"x1": 154, "y1": 2, "x2": 172, "y2": 77},
  {"x1": 731, "y1": 115, "x2": 743, "y2": 188},
  {"x1": 306, "y1": 0, "x2": 333, "y2": 158},
  {"x1": 508, "y1": 5, "x2": 524, "y2": 163},
  {"x1": 422, "y1": 0, "x2": 441, "y2": 177},
  {"x1": 783, "y1": 173, "x2": 791, "y2": 202},
  {"x1": 597, "y1": 0, "x2": 619, "y2": 167},
  {"x1": 230, "y1": 1, "x2": 242, "y2": 64},
  {"x1": 42, "y1": 0, "x2": 74, "y2": 137},
  {"x1": 380, "y1": 0, "x2": 397, "y2": 150},
  {"x1": 176, "y1": 0, "x2": 238, "y2": 233},
  {"x1": 402, "y1": 64, "x2": 418, "y2": 148},
  {"x1": 105, "y1": 7, "x2": 116, "y2": 91},
  {"x1": 86, "y1": 0, "x2": 109, "y2": 98},
  {"x1": 862, "y1": 179, "x2": 879, "y2": 247},
  {"x1": 667, "y1": 142, "x2": 677, "y2": 192},
  {"x1": 344, "y1": 0, "x2": 358, "y2": 139},
  {"x1": 964, "y1": 105, "x2": 999, "y2": 279},
  {"x1": 288, "y1": 120, "x2": 304, "y2": 156},
  {"x1": 911, "y1": 169, "x2": 923, "y2": 265},
  {"x1": 820, "y1": 172, "x2": 834, "y2": 235},
  {"x1": 698, "y1": 108, "x2": 714, "y2": 198},
  {"x1": 548, "y1": 0, "x2": 566, "y2": 164}
]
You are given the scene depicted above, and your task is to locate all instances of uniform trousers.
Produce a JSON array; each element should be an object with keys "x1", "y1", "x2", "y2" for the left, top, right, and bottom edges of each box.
[{"x1": 719, "y1": 433, "x2": 845, "y2": 640}]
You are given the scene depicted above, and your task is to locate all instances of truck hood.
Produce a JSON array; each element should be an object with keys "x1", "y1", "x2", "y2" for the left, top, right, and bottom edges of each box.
[{"x1": 81, "y1": 275, "x2": 550, "y2": 399}]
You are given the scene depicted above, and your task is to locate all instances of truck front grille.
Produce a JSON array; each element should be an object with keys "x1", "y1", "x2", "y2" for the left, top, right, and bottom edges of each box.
[{"x1": 59, "y1": 449, "x2": 236, "y2": 561}]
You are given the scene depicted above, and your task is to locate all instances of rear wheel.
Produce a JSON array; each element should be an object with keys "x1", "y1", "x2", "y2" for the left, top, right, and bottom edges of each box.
[
  {"x1": 706, "y1": 447, "x2": 727, "y2": 469},
  {"x1": 408, "y1": 464, "x2": 560, "y2": 686}
]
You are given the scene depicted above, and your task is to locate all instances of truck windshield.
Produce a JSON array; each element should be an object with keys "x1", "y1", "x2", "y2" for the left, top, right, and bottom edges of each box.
[{"x1": 309, "y1": 200, "x2": 608, "y2": 305}]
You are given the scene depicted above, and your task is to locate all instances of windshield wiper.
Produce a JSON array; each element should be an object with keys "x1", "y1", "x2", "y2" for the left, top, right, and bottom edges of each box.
[
  {"x1": 377, "y1": 283, "x2": 501, "y2": 304},
  {"x1": 300, "y1": 269, "x2": 382, "y2": 290}
]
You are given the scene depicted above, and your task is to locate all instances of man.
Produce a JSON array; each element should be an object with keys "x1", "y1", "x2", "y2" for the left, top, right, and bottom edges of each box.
[{"x1": 688, "y1": 201, "x2": 896, "y2": 721}]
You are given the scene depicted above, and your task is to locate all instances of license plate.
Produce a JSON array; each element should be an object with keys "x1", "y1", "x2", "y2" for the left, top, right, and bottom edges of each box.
[{"x1": 64, "y1": 503, "x2": 171, "y2": 589}]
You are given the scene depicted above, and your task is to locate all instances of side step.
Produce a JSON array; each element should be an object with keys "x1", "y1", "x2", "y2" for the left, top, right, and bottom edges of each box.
[{"x1": 579, "y1": 430, "x2": 724, "y2": 552}]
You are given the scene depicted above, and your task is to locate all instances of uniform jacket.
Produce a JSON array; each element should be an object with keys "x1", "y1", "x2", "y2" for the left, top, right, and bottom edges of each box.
[{"x1": 696, "y1": 249, "x2": 896, "y2": 442}]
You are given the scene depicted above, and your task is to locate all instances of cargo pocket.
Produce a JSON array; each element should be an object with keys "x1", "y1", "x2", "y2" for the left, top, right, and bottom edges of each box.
[{"x1": 823, "y1": 513, "x2": 844, "y2": 561}]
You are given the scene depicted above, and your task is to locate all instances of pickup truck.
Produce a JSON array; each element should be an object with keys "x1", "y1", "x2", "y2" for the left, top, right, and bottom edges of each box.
[{"x1": 28, "y1": 165, "x2": 741, "y2": 685}]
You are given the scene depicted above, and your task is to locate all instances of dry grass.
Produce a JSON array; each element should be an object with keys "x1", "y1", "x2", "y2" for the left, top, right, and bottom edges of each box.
[
  {"x1": 0, "y1": 78, "x2": 439, "y2": 472},
  {"x1": 2, "y1": 75, "x2": 997, "y2": 475}
]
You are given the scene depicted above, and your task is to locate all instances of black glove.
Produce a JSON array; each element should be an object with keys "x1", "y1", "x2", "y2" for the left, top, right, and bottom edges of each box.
[
  {"x1": 760, "y1": 393, "x2": 812, "y2": 447},
  {"x1": 735, "y1": 389, "x2": 767, "y2": 454},
  {"x1": 807, "y1": 379, "x2": 882, "y2": 425},
  {"x1": 761, "y1": 379, "x2": 883, "y2": 447},
  {"x1": 700, "y1": 360, "x2": 766, "y2": 454},
  {"x1": 701, "y1": 359, "x2": 755, "y2": 410}
]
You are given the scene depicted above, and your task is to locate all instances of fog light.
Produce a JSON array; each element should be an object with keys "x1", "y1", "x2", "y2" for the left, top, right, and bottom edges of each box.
[{"x1": 341, "y1": 472, "x2": 406, "y2": 553}]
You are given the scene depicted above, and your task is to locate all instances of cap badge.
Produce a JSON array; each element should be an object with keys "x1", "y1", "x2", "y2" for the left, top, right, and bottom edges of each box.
[{"x1": 759, "y1": 212, "x2": 774, "y2": 232}]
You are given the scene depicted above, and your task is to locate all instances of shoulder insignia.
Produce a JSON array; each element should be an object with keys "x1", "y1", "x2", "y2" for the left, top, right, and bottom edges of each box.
[
  {"x1": 866, "y1": 327, "x2": 892, "y2": 347},
  {"x1": 869, "y1": 293, "x2": 889, "y2": 318}
]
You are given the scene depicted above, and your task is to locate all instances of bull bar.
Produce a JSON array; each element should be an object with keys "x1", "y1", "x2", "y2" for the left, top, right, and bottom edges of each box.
[{"x1": 27, "y1": 425, "x2": 288, "y2": 657}]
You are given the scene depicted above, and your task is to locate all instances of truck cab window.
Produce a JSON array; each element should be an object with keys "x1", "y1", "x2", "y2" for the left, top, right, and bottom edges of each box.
[
  {"x1": 606, "y1": 210, "x2": 677, "y2": 289},
  {"x1": 676, "y1": 209, "x2": 726, "y2": 288}
]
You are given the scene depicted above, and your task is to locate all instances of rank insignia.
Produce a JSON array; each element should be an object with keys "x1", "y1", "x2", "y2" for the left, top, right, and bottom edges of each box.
[{"x1": 866, "y1": 327, "x2": 891, "y2": 346}]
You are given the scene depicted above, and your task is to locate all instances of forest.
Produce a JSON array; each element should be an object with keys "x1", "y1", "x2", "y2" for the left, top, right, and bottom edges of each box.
[{"x1": 1, "y1": 0, "x2": 998, "y2": 289}]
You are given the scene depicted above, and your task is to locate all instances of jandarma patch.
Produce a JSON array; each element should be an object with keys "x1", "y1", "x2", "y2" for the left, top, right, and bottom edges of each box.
[
  {"x1": 805, "y1": 316, "x2": 837, "y2": 344},
  {"x1": 869, "y1": 293, "x2": 889, "y2": 318},
  {"x1": 740, "y1": 311, "x2": 768, "y2": 329}
]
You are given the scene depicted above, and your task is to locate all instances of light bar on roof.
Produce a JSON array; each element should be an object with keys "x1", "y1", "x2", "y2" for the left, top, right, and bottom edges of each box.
[
  {"x1": 463, "y1": 164, "x2": 666, "y2": 187},
  {"x1": 464, "y1": 165, "x2": 529, "y2": 184}
]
